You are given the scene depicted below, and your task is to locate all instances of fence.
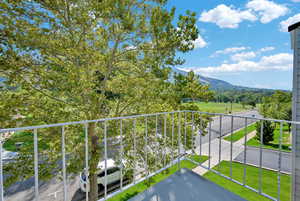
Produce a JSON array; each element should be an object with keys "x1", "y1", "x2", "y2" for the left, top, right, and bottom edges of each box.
[{"x1": 0, "y1": 111, "x2": 298, "y2": 201}]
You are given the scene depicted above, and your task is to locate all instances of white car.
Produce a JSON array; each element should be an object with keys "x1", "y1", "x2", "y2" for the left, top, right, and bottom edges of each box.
[{"x1": 79, "y1": 159, "x2": 123, "y2": 192}]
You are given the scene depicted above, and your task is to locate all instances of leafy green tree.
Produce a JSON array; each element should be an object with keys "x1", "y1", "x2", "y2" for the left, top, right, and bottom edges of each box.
[
  {"x1": 256, "y1": 121, "x2": 275, "y2": 144},
  {"x1": 173, "y1": 71, "x2": 214, "y2": 103},
  {"x1": 259, "y1": 90, "x2": 292, "y2": 120},
  {"x1": 0, "y1": 1, "x2": 200, "y2": 200}
]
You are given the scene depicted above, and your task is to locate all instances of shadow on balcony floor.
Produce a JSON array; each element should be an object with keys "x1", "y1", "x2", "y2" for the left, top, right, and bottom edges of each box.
[{"x1": 128, "y1": 168, "x2": 246, "y2": 201}]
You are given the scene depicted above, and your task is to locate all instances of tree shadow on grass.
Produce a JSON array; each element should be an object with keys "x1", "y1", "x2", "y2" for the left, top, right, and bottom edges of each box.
[{"x1": 264, "y1": 143, "x2": 291, "y2": 152}]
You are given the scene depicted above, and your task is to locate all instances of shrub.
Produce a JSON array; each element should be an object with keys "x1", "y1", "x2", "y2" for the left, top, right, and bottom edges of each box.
[{"x1": 255, "y1": 120, "x2": 275, "y2": 144}]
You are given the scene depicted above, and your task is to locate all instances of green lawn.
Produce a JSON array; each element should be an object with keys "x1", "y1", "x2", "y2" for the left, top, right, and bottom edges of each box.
[
  {"x1": 246, "y1": 124, "x2": 292, "y2": 152},
  {"x1": 3, "y1": 131, "x2": 49, "y2": 152},
  {"x1": 189, "y1": 102, "x2": 252, "y2": 114},
  {"x1": 224, "y1": 124, "x2": 256, "y2": 142},
  {"x1": 204, "y1": 161, "x2": 291, "y2": 201},
  {"x1": 108, "y1": 155, "x2": 209, "y2": 201}
]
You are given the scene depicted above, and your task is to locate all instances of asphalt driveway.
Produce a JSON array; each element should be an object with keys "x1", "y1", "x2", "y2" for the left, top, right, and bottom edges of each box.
[{"x1": 234, "y1": 146, "x2": 292, "y2": 174}]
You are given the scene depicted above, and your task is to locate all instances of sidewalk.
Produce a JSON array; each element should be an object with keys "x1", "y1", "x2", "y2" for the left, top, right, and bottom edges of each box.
[{"x1": 192, "y1": 131, "x2": 256, "y2": 175}]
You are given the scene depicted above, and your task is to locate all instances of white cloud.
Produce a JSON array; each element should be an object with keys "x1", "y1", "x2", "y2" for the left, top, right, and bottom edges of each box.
[
  {"x1": 199, "y1": 4, "x2": 257, "y2": 28},
  {"x1": 246, "y1": 0, "x2": 288, "y2": 23},
  {"x1": 193, "y1": 34, "x2": 208, "y2": 48},
  {"x1": 259, "y1": 46, "x2": 275, "y2": 52},
  {"x1": 212, "y1": 46, "x2": 249, "y2": 57},
  {"x1": 291, "y1": 0, "x2": 300, "y2": 2},
  {"x1": 180, "y1": 53, "x2": 293, "y2": 75},
  {"x1": 280, "y1": 13, "x2": 300, "y2": 32},
  {"x1": 231, "y1": 51, "x2": 256, "y2": 62}
]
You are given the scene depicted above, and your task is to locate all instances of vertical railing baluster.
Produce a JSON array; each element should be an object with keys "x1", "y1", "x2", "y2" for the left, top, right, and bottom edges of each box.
[
  {"x1": 243, "y1": 118, "x2": 248, "y2": 186},
  {"x1": 104, "y1": 121, "x2": 108, "y2": 200},
  {"x1": 84, "y1": 124, "x2": 89, "y2": 201},
  {"x1": 145, "y1": 117, "x2": 148, "y2": 178},
  {"x1": 218, "y1": 115, "x2": 222, "y2": 171},
  {"x1": 259, "y1": 120, "x2": 264, "y2": 194},
  {"x1": 164, "y1": 114, "x2": 167, "y2": 167},
  {"x1": 178, "y1": 112, "x2": 181, "y2": 169},
  {"x1": 277, "y1": 122, "x2": 283, "y2": 201},
  {"x1": 133, "y1": 119, "x2": 137, "y2": 184},
  {"x1": 61, "y1": 126, "x2": 67, "y2": 201},
  {"x1": 191, "y1": 112, "x2": 194, "y2": 155},
  {"x1": 208, "y1": 121, "x2": 212, "y2": 169},
  {"x1": 171, "y1": 113, "x2": 174, "y2": 165},
  {"x1": 0, "y1": 132, "x2": 4, "y2": 201},
  {"x1": 34, "y1": 128, "x2": 39, "y2": 201},
  {"x1": 120, "y1": 120, "x2": 123, "y2": 190},
  {"x1": 199, "y1": 113, "x2": 202, "y2": 158},
  {"x1": 184, "y1": 112, "x2": 187, "y2": 152},
  {"x1": 230, "y1": 116, "x2": 233, "y2": 179},
  {"x1": 155, "y1": 115, "x2": 158, "y2": 170}
]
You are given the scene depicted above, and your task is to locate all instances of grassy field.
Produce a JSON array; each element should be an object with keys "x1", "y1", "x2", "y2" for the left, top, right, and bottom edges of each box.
[
  {"x1": 189, "y1": 102, "x2": 252, "y2": 114},
  {"x1": 204, "y1": 161, "x2": 291, "y2": 201},
  {"x1": 108, "y1": 155, "x2": 209, "y2": 201},
  {"x1": 3, "y1": 131, "x2": 48, "y2": 152},
  {"x1": 246, "y1": 124, "x2": 292, "y2": 152},
  {"x1": 224, "y1": 123, "x2": 256, "y2": 142}
]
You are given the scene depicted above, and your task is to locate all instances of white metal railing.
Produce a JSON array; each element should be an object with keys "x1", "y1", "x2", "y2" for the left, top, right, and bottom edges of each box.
[{"x1": 0, "y1": 110, "x2": 299, "y2": 201}]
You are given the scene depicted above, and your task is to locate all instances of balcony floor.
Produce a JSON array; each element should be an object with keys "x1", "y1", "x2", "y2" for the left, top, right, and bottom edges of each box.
[{"x1": 128, "y1": 168, "x2": 246, "y2": 201}]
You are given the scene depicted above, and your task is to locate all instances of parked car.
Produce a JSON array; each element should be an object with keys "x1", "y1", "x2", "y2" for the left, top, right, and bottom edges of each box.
[{"x1": 79, "y1": 159, "x2": 126, "y2": 192}]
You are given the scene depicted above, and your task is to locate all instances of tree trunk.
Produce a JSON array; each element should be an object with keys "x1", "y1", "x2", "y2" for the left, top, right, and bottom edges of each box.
[{"x1": 88, "y1": 122, "x2": 100, "y2": 201}]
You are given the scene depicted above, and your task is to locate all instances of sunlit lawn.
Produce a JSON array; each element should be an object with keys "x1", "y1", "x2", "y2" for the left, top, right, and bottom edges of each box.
[
  {"x1": 224, "y1": 123, "x2": 256, "y2": 142},
  {"x1": 191, "y1": 102, "x2": 252, "y2": 114},
  {"x1": 204, "y1": 161, "x2": 291, "y2": 201}
]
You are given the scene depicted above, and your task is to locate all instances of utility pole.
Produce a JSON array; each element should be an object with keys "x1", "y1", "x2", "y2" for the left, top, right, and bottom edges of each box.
[{"x1": 289, "y1": 21, "x2": 300, "y2": 201}]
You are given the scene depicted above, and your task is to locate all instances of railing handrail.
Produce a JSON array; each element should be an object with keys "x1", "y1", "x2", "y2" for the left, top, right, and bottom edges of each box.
[
  {"x1": 0, "y1": 110, "x2": 294, "y2": 201},
  {"x1": 1, "y1": 110, "x2": 299, "y2": 133}
]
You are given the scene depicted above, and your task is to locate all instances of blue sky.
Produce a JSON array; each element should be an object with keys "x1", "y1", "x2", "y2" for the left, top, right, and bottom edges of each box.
[{"x1": 166, "y1": 0, "x2": 300, "y2": 90}]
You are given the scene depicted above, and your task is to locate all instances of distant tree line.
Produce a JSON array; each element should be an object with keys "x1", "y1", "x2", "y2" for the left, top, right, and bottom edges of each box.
[{"x1": 212, "y1": 89, "x2": 276, "y2": 108}]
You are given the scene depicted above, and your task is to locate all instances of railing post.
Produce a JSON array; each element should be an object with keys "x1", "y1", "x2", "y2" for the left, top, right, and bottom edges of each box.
[
  {"x1": 259, "y1": 120, "x2": 264, "y2": 194},
  {"x1": 230, "y1": 116, "x2": 233, "y2": 179},
  {"x1": 120, "y1": 120, "x2": 123, "y2": 190},
  {"x1": 84, "y1": 123, "x2": 89, "y2": 201},
  {"x1": 133, "y1": 119, "x2": 137, "y2": 184},
  {"x1": 191, "y1": 112, "x2": 194, "y2": 154},
  {"x1": 164, "y1": 114, "x2": 167, "y2": 167},
  {"x1": 0, "y1": 133, "x2": 3, "y2": 201},
  {"x1": 171, "y1": 113, "x2": 174, "y2": 165},
  {"x1": 145, "y1": 117, "x2": 148, "y2": 178},
  {"x1": 104, "y1": 121, "x2": 108, "y2": 200},
  {"x1": 61, "y1": 126, "x2": 67, "y2": 201},
  {"x1": 277, "y1": 122, "x2": 283, "y2": 201},
  {"x1": 218, "y1": 115, "x2": 222, "y2": 171},
  {"x1": 199, "y1": 113, "x2": 202, "y2": 158},
  {"x1": 208, "y1": 121, "x2": 212, "y2": 169},
  {"x1": 184, "y1": 112, "x2": 187, "y2": 153},
  {"x1": 243, "y1": 118, "x2": 248, "y2": 186},
  {"x1": 155, "y1": 115, "x2": 158, "y2": 170},
  {"x1": 178, "y1": 112, "x2": 181, "y2": 170},
  {"x1": 34, "y1": 128, "x2": 39, "y2": 201}
]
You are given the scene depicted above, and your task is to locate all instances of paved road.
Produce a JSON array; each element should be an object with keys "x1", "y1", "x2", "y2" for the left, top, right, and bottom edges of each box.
[
  {"x1": 195, "y1": 110, "x2": 260, "y2": 144},
  {"x1": 234, "y1": 146, "x2": 292, "y2": 173}
]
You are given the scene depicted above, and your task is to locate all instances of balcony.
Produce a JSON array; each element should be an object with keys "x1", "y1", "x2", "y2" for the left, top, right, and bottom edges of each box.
[{"x1": 0, "y1": 110, "x2": 295, "y2": 201}]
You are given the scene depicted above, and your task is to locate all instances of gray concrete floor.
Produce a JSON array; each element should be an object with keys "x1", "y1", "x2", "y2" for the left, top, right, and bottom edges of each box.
[{"x1": 128, "y1": 168, "x2": 246, "y2": 201}]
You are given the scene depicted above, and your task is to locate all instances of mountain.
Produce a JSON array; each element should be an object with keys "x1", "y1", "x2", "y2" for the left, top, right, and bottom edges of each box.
[{"x1": 170, "y1": 67, "x2": 275, "y2": 92}]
